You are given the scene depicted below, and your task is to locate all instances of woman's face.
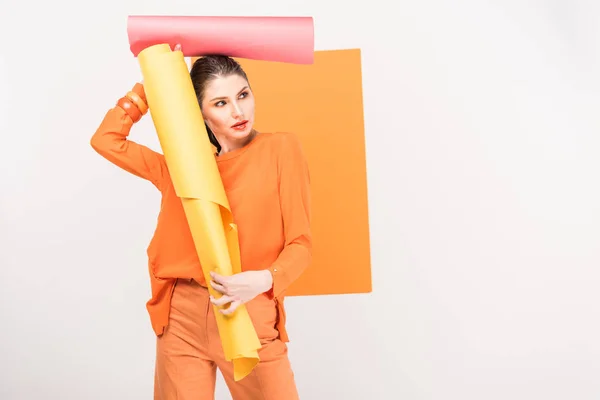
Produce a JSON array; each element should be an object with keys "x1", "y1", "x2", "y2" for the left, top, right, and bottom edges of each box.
[{"x1": 201, "y1": 74, "x2": 255, "y2": 144}]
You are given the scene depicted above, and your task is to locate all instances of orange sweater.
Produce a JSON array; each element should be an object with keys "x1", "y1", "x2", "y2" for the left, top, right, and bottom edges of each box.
[{"x1": 90, "y1": 105, "x2": 312, "y2": 342}]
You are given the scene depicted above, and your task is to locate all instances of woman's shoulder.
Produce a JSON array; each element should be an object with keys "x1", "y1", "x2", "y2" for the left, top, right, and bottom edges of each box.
[
  {"x1": 255, "y1": 132, "x2": 308, "y2": 171},
  {"x1": 257, "y1": 131, "x2": 304, "y2": 153}
]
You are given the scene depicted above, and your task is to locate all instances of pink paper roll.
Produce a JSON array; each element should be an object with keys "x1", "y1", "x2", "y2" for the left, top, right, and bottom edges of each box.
[{"x1": 127, "y1": 15, "x2": 314, "y2": 64}]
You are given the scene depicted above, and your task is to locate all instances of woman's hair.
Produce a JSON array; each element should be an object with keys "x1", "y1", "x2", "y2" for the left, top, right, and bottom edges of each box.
[{"x1": 190, "y1": 55, "x2": 250, "y2": 153}]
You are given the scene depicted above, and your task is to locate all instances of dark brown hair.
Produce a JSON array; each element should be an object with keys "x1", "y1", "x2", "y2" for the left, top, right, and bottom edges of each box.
[{"x1": 190, "y1": 55, "x2": 250, "y2": 153}]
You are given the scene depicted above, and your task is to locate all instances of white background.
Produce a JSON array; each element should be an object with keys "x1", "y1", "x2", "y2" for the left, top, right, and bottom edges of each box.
[{"x1": 1, "y1": 0, "x2": 600, "y2": 399}]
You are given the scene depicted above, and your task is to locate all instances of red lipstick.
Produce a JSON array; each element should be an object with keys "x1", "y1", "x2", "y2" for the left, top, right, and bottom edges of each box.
[{"x1": 231, "y1": 120, "x2": 248, "y2": 130}]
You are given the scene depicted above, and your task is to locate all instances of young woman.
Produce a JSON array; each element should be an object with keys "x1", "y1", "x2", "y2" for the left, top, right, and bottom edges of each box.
[{"x1": 90, "y1": 46, "x2": 311, "y2": 399}]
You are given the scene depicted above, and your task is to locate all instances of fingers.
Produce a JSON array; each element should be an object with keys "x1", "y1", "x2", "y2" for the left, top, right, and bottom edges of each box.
[
  {"x1": 220, "y1": 299, "x2": 241, "y2": 315},
  {"x1": 210, "y1": 294, "x2": 241, "y2": 315},
  {"x1": 210, "y1": 272, "x2": 231, "y2": 294},
  {"x1": 207, "y1": 271, "x2": 246, "y2": 315},
  {"x1": 173, "y1": 43, "x2": 182, "y2": 52},
  {"x1": 210, "y1": 271, "x2": 227, "y2": 285},
  {"x1": 210, "y1": 294, "x2": 236, "y2": 307},
  {"x1": 210, "y1": 278, "x2": 228, "y2": 295}
]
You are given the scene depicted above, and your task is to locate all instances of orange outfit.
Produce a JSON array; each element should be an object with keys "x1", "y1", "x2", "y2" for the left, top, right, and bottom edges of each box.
[
  {"x1": 155, "y1": 278, "x2": 299, "y2": 400},
  {"x1": 90, "y1": 85, "x2": 311, "y2": 397}
]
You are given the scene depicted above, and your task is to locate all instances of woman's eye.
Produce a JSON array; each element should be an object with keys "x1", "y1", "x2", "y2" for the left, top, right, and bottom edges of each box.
[
  {"x1": 239, "y1": 92, "x2": 248, "y2": 99},
  {"x1": 216, "y1": 101, "x2": 225, "y2": 107}
]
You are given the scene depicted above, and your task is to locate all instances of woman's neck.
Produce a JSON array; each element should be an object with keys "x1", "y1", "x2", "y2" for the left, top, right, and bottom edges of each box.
[{"x1": 218, "y1": 129, "x2": 258, "y2": 155}]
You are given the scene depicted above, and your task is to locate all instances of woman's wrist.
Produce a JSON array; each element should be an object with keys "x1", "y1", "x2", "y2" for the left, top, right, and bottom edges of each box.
[
  {"x1": 116, "y1": 96, "x2": 142, "y2": 122},
  {"x1": 116, "y1": 82, "x2": 148, "y2": 123},
  {"x1": 262, "y1": 270, "x2": 274, "y2": 293},
  {"x1": 125, "y1": 90, "x2": 148, "y2": 114}
]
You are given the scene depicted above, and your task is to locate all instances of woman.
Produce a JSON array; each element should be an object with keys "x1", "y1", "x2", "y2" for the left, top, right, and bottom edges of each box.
[{"x1": 90, "y1": 46, "x2": 311, "y2": 399}]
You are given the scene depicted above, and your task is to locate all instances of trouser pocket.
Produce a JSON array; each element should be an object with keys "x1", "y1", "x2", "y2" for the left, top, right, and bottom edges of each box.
[{"x1": 245, "y1": 293, "x2": 279, "y2": 345}]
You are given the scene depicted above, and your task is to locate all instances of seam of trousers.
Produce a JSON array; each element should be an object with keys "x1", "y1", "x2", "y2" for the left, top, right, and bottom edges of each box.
[{"x1": 204, "y1": 287, "x2": 210, "y2": 348}]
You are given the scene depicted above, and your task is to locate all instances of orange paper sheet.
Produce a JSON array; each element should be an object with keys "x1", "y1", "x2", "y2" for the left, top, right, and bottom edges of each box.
[
  {"x1": 192, "y1": 49, "x2": 372, "y2": 296},
  {"x1": 138, "y1": 44, "x2": 261, "y2": 381}
]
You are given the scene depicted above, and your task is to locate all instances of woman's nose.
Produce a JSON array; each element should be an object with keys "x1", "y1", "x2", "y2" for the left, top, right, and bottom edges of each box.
[{"x1": 231, "y1": 102, "x2": 244, "y2": 118}]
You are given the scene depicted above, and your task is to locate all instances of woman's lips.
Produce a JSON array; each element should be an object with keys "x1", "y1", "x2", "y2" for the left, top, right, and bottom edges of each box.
[{"x1": 231, "y1": 120, "x2": 248, "y2": 130}]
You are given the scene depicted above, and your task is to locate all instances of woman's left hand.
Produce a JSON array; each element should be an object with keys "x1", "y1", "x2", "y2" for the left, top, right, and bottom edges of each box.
[{"x1": 209, "y1": 270, "x2": 273, "y2": 315}]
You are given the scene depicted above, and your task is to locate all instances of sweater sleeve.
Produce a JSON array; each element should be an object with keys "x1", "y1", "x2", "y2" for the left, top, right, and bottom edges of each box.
[
  {"x1": 267, "y1": 133, "x2": 312, "y2": 298},
  {"x1": 90, "y1": 105, "x2": 168, "y2": 191}
]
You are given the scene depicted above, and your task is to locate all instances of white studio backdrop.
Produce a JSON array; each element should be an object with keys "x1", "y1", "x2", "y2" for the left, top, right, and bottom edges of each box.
[{"x1": 1, "y1": 0, "x2": 600, "y2": 399}]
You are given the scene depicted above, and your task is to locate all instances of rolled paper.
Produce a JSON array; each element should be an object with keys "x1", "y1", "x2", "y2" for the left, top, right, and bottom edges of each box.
[
  {"x1": 127, "y1": 15, "x2": 314, "y2": 65},
  {"x1": 137, "y1": 43, "x2": 261, "y2": 381}
]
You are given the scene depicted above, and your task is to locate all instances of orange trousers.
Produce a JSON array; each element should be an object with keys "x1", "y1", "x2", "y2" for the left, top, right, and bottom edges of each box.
[{"x1": 154, "y1": 278, "x2": 299, "y2": 400}]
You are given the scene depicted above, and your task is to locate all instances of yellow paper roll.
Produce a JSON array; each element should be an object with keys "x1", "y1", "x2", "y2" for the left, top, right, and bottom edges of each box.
[{"x1": 137, "y1": 43, "x2": 261, "y2": 381}]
